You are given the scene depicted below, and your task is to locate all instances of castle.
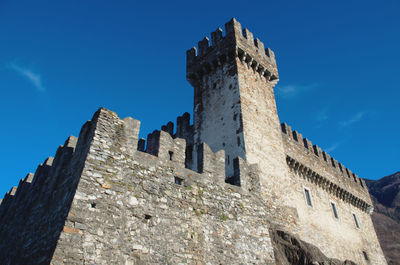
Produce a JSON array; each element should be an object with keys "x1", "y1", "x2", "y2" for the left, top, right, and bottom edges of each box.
[{"x1": 0, "y1": 19, "x2": 387, "y2": 264}]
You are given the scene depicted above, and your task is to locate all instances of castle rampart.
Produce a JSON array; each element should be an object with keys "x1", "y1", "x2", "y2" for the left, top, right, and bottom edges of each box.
[
  {"x1": 0, "y1": 19, "x2": 387, "y2": 265},
  {"x1": 279, "y1": 121, "x2": 384, "y2": 263},
  {"x1": 0, "y1": 106, "x2": 386, "y2": 264},
  {"x1": 281, "y1": 122, "x2": 372, "y2": 210},
  {"x1": 55, "y1": 108, "x2": 281, "y2": 263}
]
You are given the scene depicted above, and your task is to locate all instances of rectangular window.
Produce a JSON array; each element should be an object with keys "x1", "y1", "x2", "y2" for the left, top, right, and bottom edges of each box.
[
  {"x1": 331, "y1": 202, "x2": 339, "y2": 219},
  {"x1": 353, "y1": 214, "x2": 360, "y2": 228},
  {"x1": 304, "y1": 188, "x2": 313, "y2": 207}
]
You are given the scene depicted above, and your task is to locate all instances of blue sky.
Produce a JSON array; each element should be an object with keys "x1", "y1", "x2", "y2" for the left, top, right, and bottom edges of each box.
[{"x1": 0, "y1": 0, "x2": 399, "y2": 196}]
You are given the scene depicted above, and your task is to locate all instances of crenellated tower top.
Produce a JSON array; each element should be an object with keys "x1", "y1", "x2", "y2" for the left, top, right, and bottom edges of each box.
[{"x1": 186, "y1": 18, "x2": 279, "y2": 87}]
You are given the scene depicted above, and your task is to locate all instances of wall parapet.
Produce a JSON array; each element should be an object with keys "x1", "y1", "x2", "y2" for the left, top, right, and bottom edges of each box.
[
  {"x1": 186, "y1": 18, "x2": 278, "y2": 87},
  {"x1": 140, "y1": 112, "x2": 262, "y2": 189},
  {"x1": 286, "y1": 155, "x2": 373, "y2": 214},
  {"x1": 281, "y1": 122, "x2": 369, "y2": 195}
]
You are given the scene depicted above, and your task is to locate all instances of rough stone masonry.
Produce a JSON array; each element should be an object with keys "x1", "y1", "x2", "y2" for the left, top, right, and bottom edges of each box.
[{"x1": 0, "y1": 18, "x2": 387, "y2": 265}]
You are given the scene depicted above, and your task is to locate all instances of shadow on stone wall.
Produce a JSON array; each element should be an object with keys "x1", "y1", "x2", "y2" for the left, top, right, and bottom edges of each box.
[{"x1": 270, "y1": 229, "x2": 357, "y2": 265}]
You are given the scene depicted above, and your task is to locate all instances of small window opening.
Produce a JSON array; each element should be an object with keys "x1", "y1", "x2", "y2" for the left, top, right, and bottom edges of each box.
[
  {"x1": 227, "y1": 155, "x2": 230, "y2": 165},
  {"x1": 353, "y1": 214, "x2": 360, "y2": 229},
  {"x1": 174, "y1": 177, "x2": 183, "y2": 185},
  {"x1": 331, "y1": 202, "x2": 339, "y2": 219},
  {"x1": 304, "y1": 188, "x2": 313, "y2": 207},
  {"x1": 91, "y1": 202, "x2": 96, "y2": 208},
  {"x1": 144, "y1": 214, "x2": 152, "y2": 220},
  {"x1": 168, "y1": 151, "x2": 174, "y2": 161},
  {"x1": 363, "y1": 251, "x2": 369, "y2": 261}
]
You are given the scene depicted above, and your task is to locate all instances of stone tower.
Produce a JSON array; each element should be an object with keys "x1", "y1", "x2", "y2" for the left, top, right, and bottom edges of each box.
[{"x1": 187, "y1": 18, "x2": 289, "y2": 188}]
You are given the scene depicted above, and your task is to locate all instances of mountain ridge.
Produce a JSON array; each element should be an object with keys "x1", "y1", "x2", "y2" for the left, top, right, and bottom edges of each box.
[{"x1": 365, "y1": 172, "x2": 400, "y2": 265}]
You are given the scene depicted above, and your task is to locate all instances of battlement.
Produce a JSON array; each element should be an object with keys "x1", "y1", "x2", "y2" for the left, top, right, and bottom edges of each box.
[
  {"x1": 280, "y1": 122, "x2": 372, "y2": 207},
  {"x1": 1, "y1": 108, "x2": 372, "y2": 212},
  {"x1": 89, "y1": 108, "x2": 265, "y2": 192},
  {"x1": 0, "y1": 108, "x2": 251, "y2": 263},
  {"x1": 0, "y1": 107, "x2": 259, "y2": 211},
  {"x1": 149, "y1": 112, "x2": 193, "y2": 142},
  {"x1": 186, "y1": 18, "x2": 278, "y2": 86}
]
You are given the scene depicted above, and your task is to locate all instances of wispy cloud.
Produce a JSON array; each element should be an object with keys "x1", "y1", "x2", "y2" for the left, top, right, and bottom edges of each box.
[
  {"x1": 325, "y1": 141, "x2": 341, "y2": 152},
  {"x1": 339, "y1": 111, "x2": 367, "y2": 128},
  {"x1": 7, "y1": 62, "x2": 45, "y2": 92},
  {"x1": 276, "y1": 83, "x2": 319, "y2": 99}
]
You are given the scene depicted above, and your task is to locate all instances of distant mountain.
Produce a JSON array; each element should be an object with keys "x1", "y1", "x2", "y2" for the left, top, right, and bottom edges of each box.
[{"x1": 365, "y1": 172, "x2": 400, "y2": 265}]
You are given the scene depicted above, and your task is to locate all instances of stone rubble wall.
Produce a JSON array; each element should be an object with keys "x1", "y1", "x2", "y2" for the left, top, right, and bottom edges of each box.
[
  {"x1": 0, "y1": 112, "x2": 98, "y2": 264},
  {"x1": 0, "y1": 106, "x2": 386, "y2": 265},
  {"x1": 50, "y1": 108, "x2": 282, "y2": 265},
  {"x1": 141, "y1": 112, "x2": 194, "y2": 170}
]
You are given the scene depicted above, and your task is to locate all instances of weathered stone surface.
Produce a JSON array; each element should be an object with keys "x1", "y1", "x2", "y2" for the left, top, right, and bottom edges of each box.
[
  {"x1": 270, "y1": 229, "x2": 357, "y2": 265},
  {"x1": 0, "y1": 18, "x2": 387, "y2": 265}
]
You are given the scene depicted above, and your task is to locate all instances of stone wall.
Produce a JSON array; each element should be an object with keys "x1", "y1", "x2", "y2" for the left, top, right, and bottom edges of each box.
[
  {"x1": 50, "y1": 108, "x2": 280, "y2": 264},
  {"x1": 0, "y1": 107, "x2": 387, "y2": 265},
  {"x1": 280, "y1": 123, "x2": 387, "y2": 264},
  {"x1": 0, "y1": 114, "x2": 96, "y2": 264},
  {"x1": 0, "y1": 18, "x2": 388, "y2": 265}
]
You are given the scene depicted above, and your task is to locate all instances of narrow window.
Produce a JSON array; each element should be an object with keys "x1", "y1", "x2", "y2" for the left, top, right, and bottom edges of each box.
[
  {"x1": 353, "y1": 214, "x2": 360, "y2": 228},
  {"x1": 304, "y1": 188, "x2": 313, "y2": 207},
  {"x1": 174, "y1": 177, "x2": 183, "y2": 185},
  {"x1": 331, "y1": 202, "x2": 339, "y2": 219},
  {"x1": 362, "y1": 251, "x2": 369, "y2": 261},
  {"x1": 168, "y1": 151, "x2": 174, "y2": 161}
]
